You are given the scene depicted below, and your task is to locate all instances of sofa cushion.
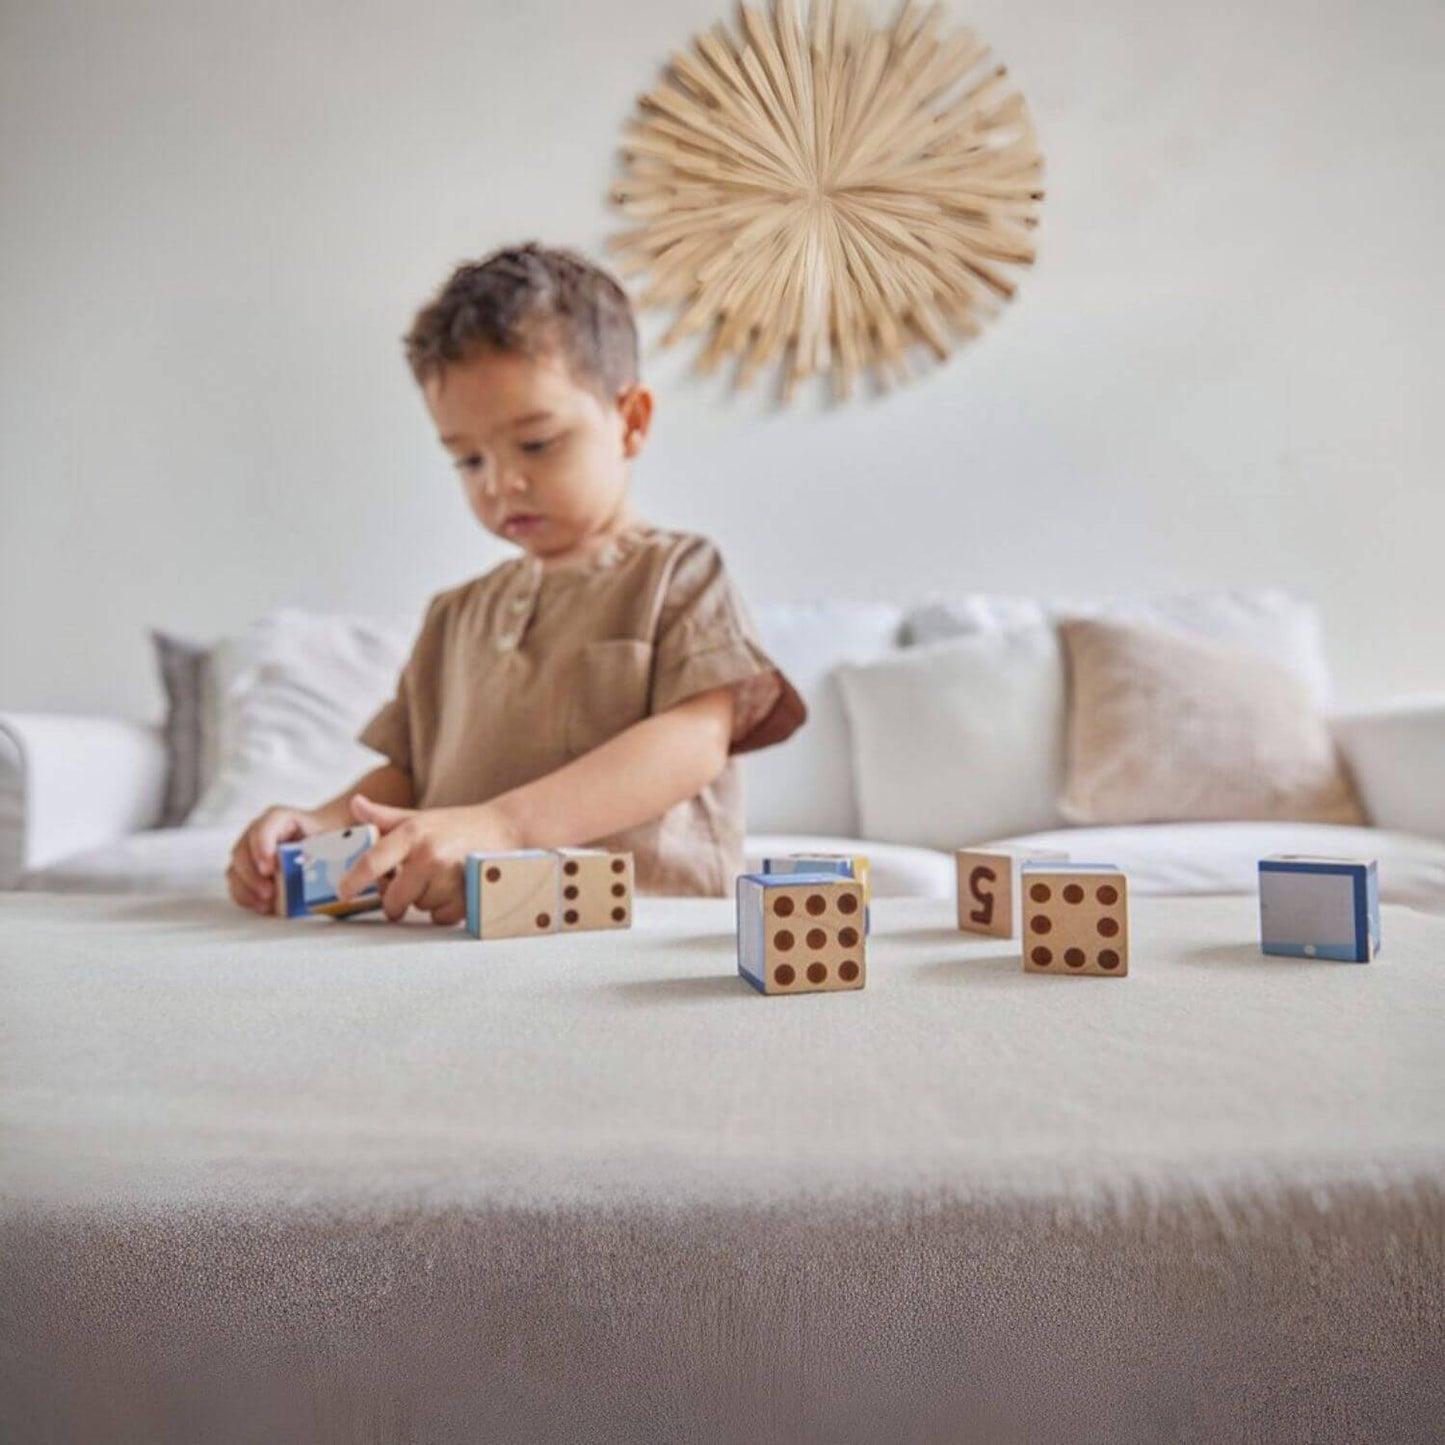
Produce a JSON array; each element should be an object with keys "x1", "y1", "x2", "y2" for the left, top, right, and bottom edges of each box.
[
  {"x1": 834, "y1": 628, "x2": 1067, "y2": 849},
  {"x1": 20, "y1": 822, "x2": 1445, "y2": 915},
  {"x1": 743, "y1": 603, "x2": 904, "y2": 837},
  {"x1": 981, "y1": 821, "x2": 1445, "y2": 915},
  {"x1": 904, "y1": 588, "x2": 1334, "y2": 708},
  {"x1": 186, "y1": 610, "x2": 413, "y2": 830},
  {"x1": 19, "y1": 828, "x2": 953, "y2": 902},
  {"x1": 1057, "y1": 618, "x2": 1364, "y2": 827}
]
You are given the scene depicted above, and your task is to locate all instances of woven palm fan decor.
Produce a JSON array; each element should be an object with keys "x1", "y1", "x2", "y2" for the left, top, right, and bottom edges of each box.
[{"x1": 609, "y1": 0, "x2": 1043, "y2": 401}]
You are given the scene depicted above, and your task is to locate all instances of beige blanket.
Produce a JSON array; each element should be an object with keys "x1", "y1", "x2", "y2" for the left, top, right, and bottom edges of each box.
[{"x1": 3, "y1": 892, "x2": 1442, "y2": 1442}]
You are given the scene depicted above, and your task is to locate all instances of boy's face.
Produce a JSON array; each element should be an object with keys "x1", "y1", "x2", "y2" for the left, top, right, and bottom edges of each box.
[{"x1": 423, "y1": 346, "x2": 652, "y2": 565}]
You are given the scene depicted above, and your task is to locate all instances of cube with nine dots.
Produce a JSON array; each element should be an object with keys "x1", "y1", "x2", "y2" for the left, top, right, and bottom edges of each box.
[
  {"x1": 1020, "y1": 864, "x2": 1129, "y2": 977},
  {"x1": 556, "y1": 848, "x2": 634, "y2": 931},
  {"x1": 736, "y1": 872, "x2": 866, "y2": 996}
]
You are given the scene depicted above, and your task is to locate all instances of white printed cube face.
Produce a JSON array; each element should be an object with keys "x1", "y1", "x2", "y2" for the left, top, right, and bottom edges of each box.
[{"x1": 1259, "y1": 861, "x2": 1377, "y2": 961}]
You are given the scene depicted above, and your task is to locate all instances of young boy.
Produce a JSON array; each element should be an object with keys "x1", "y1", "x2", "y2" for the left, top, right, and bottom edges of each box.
[{"x1": 226, "y1": 243, "x2": 805, "y2": 922}]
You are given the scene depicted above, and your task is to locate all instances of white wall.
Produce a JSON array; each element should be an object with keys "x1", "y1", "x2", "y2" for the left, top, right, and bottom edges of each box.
[{"x1": 2, "y1": 0, "x2": 1441, "y2": 718}]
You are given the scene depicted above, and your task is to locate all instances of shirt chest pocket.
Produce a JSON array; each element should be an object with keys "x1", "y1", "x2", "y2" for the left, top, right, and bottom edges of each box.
[{"x1": 564, "y1": 638, "x2": 655, "y2": 758}]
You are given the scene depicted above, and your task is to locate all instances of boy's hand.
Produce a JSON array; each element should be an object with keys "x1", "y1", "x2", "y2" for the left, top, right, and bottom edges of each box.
[
  {"x1": 227, "y1": 805, "x2": 326, "y2": 915},
  {"x1": 336, "y1": 795, "x2": 524, "y2": 926}
]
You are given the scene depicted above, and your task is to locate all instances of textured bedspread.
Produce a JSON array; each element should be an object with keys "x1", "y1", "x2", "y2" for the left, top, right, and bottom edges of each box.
[{"x1": 3, "y1": 892, "x2": 1442, "y2": 1442}]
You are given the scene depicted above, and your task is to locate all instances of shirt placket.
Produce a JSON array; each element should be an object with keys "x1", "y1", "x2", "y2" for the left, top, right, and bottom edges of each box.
[{"x1": 498, "y1": 563, "x2": 541, "y2": 651}]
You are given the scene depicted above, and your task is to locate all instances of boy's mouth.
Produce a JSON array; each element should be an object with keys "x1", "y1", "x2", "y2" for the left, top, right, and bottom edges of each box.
[{"x1": 501, "y1": 513, "x2": 544, "y2": 538}]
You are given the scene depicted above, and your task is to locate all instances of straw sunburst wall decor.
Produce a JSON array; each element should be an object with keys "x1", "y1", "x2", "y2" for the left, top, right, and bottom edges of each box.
[{"x1": 609, "y1": 0, "x2": 1043, "y2": 401}]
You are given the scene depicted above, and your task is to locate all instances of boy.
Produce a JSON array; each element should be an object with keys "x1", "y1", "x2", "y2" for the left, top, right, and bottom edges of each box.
[{"x1": 226, "y1": 243, "x2": 805, "y2": 922}]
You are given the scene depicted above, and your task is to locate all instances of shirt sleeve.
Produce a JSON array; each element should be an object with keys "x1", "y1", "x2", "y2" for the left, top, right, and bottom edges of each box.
[
  {"x1": 651, "y1": 536, "x2": 807, "y2": 755},
  {"x1": 356, "y1": 595, "x2": 443, "y2": 776}
]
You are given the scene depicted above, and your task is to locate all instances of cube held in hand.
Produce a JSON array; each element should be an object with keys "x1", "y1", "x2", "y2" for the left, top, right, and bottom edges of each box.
[{"x1": 275, "y1": 825, "x2": 382, "y2": 919}]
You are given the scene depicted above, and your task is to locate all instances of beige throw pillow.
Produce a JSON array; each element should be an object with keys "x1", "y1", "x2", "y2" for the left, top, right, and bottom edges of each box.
[{"x1": 1058, "y1": 617, "x2": 1365, "y2": 826}]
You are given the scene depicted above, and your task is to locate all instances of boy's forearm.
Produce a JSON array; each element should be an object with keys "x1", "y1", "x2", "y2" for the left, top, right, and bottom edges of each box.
[
  {"x1": 488, "y1": 688, "x2": 734, "y2": 850},
  {"x1": 312, "y1": 762, "x2": 415, "y2": 830}
]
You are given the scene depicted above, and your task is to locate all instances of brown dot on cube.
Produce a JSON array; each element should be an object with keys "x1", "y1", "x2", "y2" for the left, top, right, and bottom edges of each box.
[
  {"x1": 1065, "y1": 948, "x2": 1085, "y2": 968},
  {"x1": 1029, "y1": 883, "x2": 1051, "y2": 903},
  {"x1": 485, "y1": 866, "x2": 501, "y2": 883},
  {"x1": 805, "y1": 894, "x2": 826, "y2": 916},
  {"x1": 1099, "y1": 949, "x2": 1121, "y2": 971},
  {"x1": 839, "y1": 926, "x2": 859, "y2": 948},
  {"x1": 1098, "y1": 917, "x2": 1120, "y2": 938},
  {"x1": 1031, "y1": 915, "x2": 1052, "y2": 935},
  {"x1": 1031, "y1": 947, "x2": 1052, "y2": 967},
  {"x1": 839, "y1": 960, "x2": 859, "y2": 982},
  {"x1": 773, "y1": 896, "x2": 795, "y2": 917},
  {"x1": 774, "y1": 964, "x2": 796, "y2": 986},
  {"x1": 564, "y1": 860, "x2": 579, "y2": 876},
  {"x1": 611, "y1": 907, "x2": 626, "y2": 923},
  {"x1": 611, "y1": 883, "x2": 626, "y2": 898},
  {"x1": 1097, "y1": 884, "x2": 1119, "y2": 905},
  {"x1": 1063, "y1": 884, "x2": 1084, "y2": 904},
  {"x1": 611, "y1": 858, "x2": 626, "y2": 874},
  {"x1": 564, "y1": 910, "x2": 578, "y2": 925},
  {"x1": 806, "y1": 962, "x2": 827, "y2": 984},
  {"x1": 774, "y1": 930, "x2": 795, "y2": 951},
  {"x1": 536, "y1": 913, "x2": 551, "y2": 929},
  {"x1": 564, "y1": 885, "x2": 579, "y2": 900},
  {"x1": 807, "y1": 928, "x2": 827, "y2": 950},
  {"x1": 837, "y1": 893, "x2": 859, "y2": 915}
]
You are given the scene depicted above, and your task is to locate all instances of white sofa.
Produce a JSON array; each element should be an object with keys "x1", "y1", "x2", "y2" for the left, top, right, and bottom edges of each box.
[{"x1": 4, "y1": 590, "x2": 1444, "y2": 911}]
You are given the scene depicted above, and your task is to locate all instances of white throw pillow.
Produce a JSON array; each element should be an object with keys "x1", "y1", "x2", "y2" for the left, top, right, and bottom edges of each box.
[
  {"x1": 744, "y1": 603, "x2": 904, "y2": 837},
  {"x1": 834, "y1": 627, "x2": 1066, "y2": 850},
  {"x1": 903, "y1": 588, "x2": 1334, "y2": 708},
  {"x1": 186, "y1": 610, "x2": 413, "y2": 830}
]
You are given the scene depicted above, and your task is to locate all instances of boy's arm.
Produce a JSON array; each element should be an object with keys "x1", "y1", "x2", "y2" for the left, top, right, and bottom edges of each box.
[
  {"x1": 490, "y1": 685, "x2": 735, "y2": 848},
  {"x1": 336, "y1": 688, "x2": 736, "y2": 919}
]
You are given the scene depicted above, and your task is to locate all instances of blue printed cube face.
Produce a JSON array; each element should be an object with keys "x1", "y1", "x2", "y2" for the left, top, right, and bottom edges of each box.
[{"x1": 301, "y1": 832, "x2": 374, "y2": 907}]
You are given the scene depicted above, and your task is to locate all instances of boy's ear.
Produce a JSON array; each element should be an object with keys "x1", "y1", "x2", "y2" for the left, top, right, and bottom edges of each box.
[{"x1": 616, "y1": 384, "x2": 654, "y2": 458}]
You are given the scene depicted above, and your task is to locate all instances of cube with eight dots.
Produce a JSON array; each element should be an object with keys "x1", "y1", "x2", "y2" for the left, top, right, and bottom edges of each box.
[
  {"x1": 1021, "y1": 863, "x2": 1129, "y2": 977},
  {"x1": 737, "y1": 872, "x2": 866, "y2": 995}
]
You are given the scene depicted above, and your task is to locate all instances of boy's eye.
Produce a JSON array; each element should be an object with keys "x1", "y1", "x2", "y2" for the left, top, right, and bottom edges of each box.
[
  {"x1": 519, "y1": 435, "x2": 558, "y2": 455},
  {"x1": 455, "y1": 455, "x2": 484, "y2": 473}
]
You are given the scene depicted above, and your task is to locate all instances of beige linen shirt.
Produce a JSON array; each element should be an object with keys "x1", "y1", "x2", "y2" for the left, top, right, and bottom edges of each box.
[{"x1": 358, "y1": 523, "x2": 806, "y2": 896}]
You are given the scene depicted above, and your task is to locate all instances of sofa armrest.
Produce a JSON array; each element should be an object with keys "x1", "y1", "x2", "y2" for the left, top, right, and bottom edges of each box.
[
  {"x1": 1333, "y1": 696, "x2": 1445, "y2": 843},
  {"x1": 0, "y1": 713, "x2": 167, "y2": 887}
]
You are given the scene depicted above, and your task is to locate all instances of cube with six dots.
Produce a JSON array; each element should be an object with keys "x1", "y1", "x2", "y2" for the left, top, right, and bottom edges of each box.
[
  {"x1": 556, "y1": 848, "x2": 633, "y2": 931},
  {"x1": 1020, "y1": 864, "x2": 1130, "y2": 977},
  {"x1": 737, "y1": 872, "x2": 866, "y2": 996}
]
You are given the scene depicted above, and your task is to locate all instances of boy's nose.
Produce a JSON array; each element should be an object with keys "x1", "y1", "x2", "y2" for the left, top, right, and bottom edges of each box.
[{"x1": 484, "y1": 467, "x2": 529, "y2": 498}]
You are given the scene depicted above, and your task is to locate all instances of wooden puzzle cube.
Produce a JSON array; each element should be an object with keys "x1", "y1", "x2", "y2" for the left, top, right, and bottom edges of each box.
[
  {"x1": 556, "y1": 848, "x2": 634, "y2": 931},
  {"x1": 1020, "y1": 864, "x2": 1129, "y2": 976},
  {"x1": 465, "y1": 851, "x2": 561, "y2": 940},
  {"x1": 276, "y1": 824, "x2": 382, "y2": 918},
  {"x1": 737, "y1": 872, "x2": 866, "y2": 995},
  {"x1": 764, "y1": 852, "x2": 871, "y2": 932},
  {"x1": 764, "y1": 853, "x2": 871, "y2": 902},
  {"x1": 1259, "y1": 856, "x2": 1380, "y2": 962},
  {"x1": 955, "y1": 847, "x2": 1069, "y2": 938}
]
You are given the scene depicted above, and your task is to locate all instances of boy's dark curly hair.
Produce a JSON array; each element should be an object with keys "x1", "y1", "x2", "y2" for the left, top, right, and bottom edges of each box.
[{"x1": 404, "y1": 242, "x2": 639, "y2": 398}]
